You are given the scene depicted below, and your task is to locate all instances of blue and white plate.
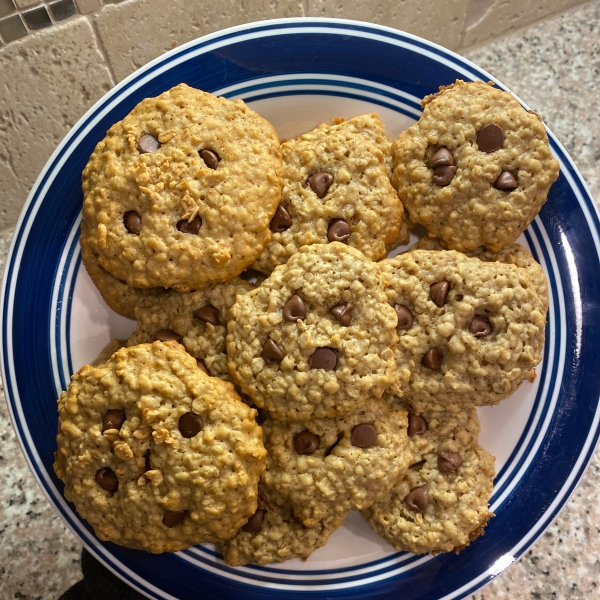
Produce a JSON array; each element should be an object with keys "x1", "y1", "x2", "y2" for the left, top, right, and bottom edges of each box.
[{"x1": 2, "y1": 18, "x2": 599, "y2": 600}]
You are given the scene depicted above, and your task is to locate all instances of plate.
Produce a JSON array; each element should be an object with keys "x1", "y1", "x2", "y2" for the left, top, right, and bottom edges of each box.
[{"x1": 2, "y1": 17, "x2": 600, "y2": 600}]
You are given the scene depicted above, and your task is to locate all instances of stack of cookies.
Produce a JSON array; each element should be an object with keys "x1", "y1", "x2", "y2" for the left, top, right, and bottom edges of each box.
[{"x1": 54, "y1": 80, "x2": 557, "y2": 562}]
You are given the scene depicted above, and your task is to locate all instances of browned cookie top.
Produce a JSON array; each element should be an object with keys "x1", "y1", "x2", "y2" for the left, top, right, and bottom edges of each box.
[
  {"x1": 392, "y1": 80, "x2": 559, "y2": 252},
  {"x1": 81, "y1": 83, "x2": 284, "y2": 291}
]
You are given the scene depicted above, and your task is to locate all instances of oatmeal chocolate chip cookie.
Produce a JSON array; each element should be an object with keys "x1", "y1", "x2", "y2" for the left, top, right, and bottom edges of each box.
[
  {"x1": 53, "y1": 341, "x2": 266, "y2": 553},
  {"x1": 80, "y1": 83, "x2": 284, "y2": 291},
  {"x1": 221, "y1": 484, "x2": 348, "y2": 566},
  {"x1": 381, "y1": 249, "x2": 546, "y2": 413},
  {"x1": 80, "y1": 242, "x2": 168, "y2": 320},
  {"x1": 392, "y1": 80, "x2": 559, "y2": 252},
  {"x1": 362, "y1": 444, "x2": 495, "y2": 555},
  {"x1": 262, "y1": 397, "x2": 412, "y2": 527},
  {"x1": 410, "y1": 237, "x2": 549, "y2": 313},
  {"x1": 127, "y1": 278, "x2": 252, "y2": 380},
  {"x1": 251, "y1": 114, "x2": 403, "y2": 274},
  {"x1": 227, "y1": 243, "x2": 399, "y2": 421},
  {"x1": 400, "y1": 401, "x2": 481, "y2": 460}
]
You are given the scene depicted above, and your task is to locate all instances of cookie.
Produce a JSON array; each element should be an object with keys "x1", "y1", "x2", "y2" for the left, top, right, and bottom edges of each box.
[
  {"x1": 251, "y1": 114, "x2": 403, "y2": 274},
  {"x1": 81, "y1": 83, "x2": 284, "y2": 291},
  {"x1": 362, "y1": 444, "x2": 495, "y2": 555},
  {"x1": 127, "y1": 278, "x2": 252, "y2": 380},
  {"x1": 262, "y1": 397, "x2": 412, "y2": 527},
  {"x1": 227, "y1": 243, "x2": 399, "y2": 421},
  {"x1": 410, "y1": 237, "x2": 549, "y2": 312},
  {"x1": 381, "y1": 249, "x2": 547, "y2": 413},
  {"x1": 392, "y1": 80, "x2": 559, "y2": 252},
  {"x1": 221, "y1": 484, "x2": 347, "y2": 566},
  {"x1": 401, "y1": 402, "x2": 482, "y2": 460},
  {"x1": 53, "y1": 341, "x2": 266, "y2": 553},
  {"x1": 80, "y1": 242, "x2": 168, "y2": 320}
]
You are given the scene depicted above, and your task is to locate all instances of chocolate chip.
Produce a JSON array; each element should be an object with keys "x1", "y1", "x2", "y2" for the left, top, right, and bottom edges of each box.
[
  {"x1": 430, "y1": 281, "x2": 450, "y2": 307},
  {"x1": 162, "y1": 510, "x2": 187, "y2": 528},
  {"x1": 422, "y1": 348, "x2": 442, "y2": 371},
  {"x1": 95, "y1": 468, "x2": 118, "y2": 492},
  {"x1": 242, "y1": 509, "x2": 265, "y2": 533},
  {"x1": 330, "y1": 301, "x2": 353, "y2": 326},
  {"x1": 200, "y1": 149, "x2": 220, "y2": 169},
  {"x1": 240, "y1": 269, "x2": 266, "y2": 286},
  {"x1": 429, "y1": 147, "x2": 454, "y2": 169},
  {"x1": 283, "y1": 295, "x2": 306, "y2": 322},
  {"x1": 494, "y1": 170, "x2": 518, "y2": 190},
  {"x1": 394, "y1": 304, "x2": 413, "y2": 330},
  {"x1": 196, "y1": 359, "x2": 209, "y2": 374},
  {"x1": 438, "y1": 451, "x2": 463, "y2": 473},
  {"x1": 154, "y1": 329, "x2": 181, "y2": 343},
  {"x1": 270, "y1": 205, "x2": 292, "y2": 233},
  {"x1": 308, "y1": 172, "x2": 334, "y2": 198},
  {"x1": 408, "y1": 414, "x2": 428, "y2": 436},
  {"x1": 124, "y1": 211, "x2": 141, "y2": 235},
  {"x1": 405, "y1": 486, "x2": 428, "y2": 512},
  {"x1": 176, "y1": 216, "x2": 202, "y2": 235},
  {"x1": 144, "y1": 451, "x2": 152, "y2": 472},
  {"x1": 432, "y1": 165, "x2": 457, "y2": 186},
  {"x1": 193, "y1": 304, "x2": 220, "y2": 326},
  {"x1": 309, "y1": 347, "x2": 337, "y2": 371},
  {"x1": 138, "y1": 134, "x2": 161, "y2": 154},
  {"x1": 327, "y1": 219, "x2": 351, "y2": 243},
  {"x1": 293, "y1": 430, "x2": 320, "y2": 454},
  {"x1": 262, "y1": 338, "x2": 284, "y2": 364},
  {"x1": 470, "y1": 315, "x2": 493, "y2": 337},
  {"x1": 178, "y1": 412, "x2": 203, "y2": 438},
  {"x1": 477, "y1": 123, "x2": 504, "y2": 153},
  {"x1": 351, "y1": 423, "x2": 377, "y2": 448},
  {"x1": 102, "y1": 409, "x2": 125, "y2": 432}
]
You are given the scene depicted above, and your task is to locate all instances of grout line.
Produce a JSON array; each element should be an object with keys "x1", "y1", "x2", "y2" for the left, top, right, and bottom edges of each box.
[
  {"x1": 88, "y1": 14, "x2": 116, "y2": 86},
  {"x1": 456, "y1": 0, "x2": 593, "y2": 53}
]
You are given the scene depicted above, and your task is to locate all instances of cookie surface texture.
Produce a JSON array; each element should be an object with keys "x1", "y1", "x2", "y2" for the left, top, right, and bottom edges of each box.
[
  {"x1": 262, "y1": 397, "x2": 412, "y2": 527},
  {"x1": 252, "y1": 114, "x2": 403, "y2": 274},
  {"x1": 392, "y1": 80, "x2": 559, "y2": 252},
  {"x1": 80, "y1": 242, "x2": 168, "y2": 320},
  {"x1": 410, "y1": 237, "x2": 549, "y2": 312},
  {"x1": 127, "y1": 278, "x2": 252, "y2": 381},
  {"x1": 81, "y1": 83, "x2": 284, "y2": 291},
  {"x1": 362, "y1": 444, "x2": 495, "y2": 555},
  {"x1": 221, "y1": 485, "x2": 347, "y2": 566},
  {"x1": 227, "y1": 243, "x2": 399, "y2": 421},
  {"x1": 381, "y1": 249, "x2": 546, "y2": 413},
  {"x1": 53, "y1": 341, "x2": 266, "y2": 553}
]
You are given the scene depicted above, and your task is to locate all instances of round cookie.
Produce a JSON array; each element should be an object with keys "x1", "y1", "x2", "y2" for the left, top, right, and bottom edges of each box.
[
  {"x1": 81, "y1": 83, "x2": 284, "y2": 291},
  {"x1": 410, "y1": 237, "x2": 549, "y2": 312},
  {"x1": 263, "y1": 397, "x2": 412, "y2": 527},
  {"x1": 251, "y1": 114, "x2": 403, "y2": 274},
  {"x1": 381, "y1": 249, "x2": 547, "y2": 413},
  {"x1": 221, "y1": 484, "x2": 348, "y2": 566},
  {"x1": 53, "y1": 341, "x2": 266, "y2": 553},
  {"x1": 227, "y1": 243, "x2": 399, "y2": 421},
  {"x1": 80, "y1": 242, "x2": 168, "y2": 320},
  {"x1": 362, "y1": 444, "x2": 495, "y2": 555},
  {"x1": 127, "y1": 278, "x2": 253, "y2": 380},
  {"x1": 392, "y1": 80, "x2": 559, "y2": 252}
]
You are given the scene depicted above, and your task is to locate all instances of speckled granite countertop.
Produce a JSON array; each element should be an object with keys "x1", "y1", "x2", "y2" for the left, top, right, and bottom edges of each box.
[{"x1": 1, "y1": 2, "x2": 599, "y2": 598}]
